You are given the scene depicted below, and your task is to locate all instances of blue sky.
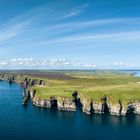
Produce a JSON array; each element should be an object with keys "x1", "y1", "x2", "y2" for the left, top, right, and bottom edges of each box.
[{"x1": 0, "y1": 0, "x2": 140, "y2": 69}]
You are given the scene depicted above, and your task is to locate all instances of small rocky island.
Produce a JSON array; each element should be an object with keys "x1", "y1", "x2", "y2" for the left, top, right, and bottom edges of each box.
[{"x1": 0, "y1": 70, "x2": 140, "y2": 116}]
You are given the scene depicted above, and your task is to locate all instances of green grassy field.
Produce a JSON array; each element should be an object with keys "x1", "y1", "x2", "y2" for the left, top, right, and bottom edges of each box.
[{"x1": 25, "y1": 70, "x2": 140, "y2": 105}]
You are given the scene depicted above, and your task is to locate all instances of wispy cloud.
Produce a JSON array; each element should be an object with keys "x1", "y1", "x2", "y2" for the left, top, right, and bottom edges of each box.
[
  {"x1": 0, "y1": 4, "x2": 56, "y2": 44},
  {"x1": 37, "y1": 31, "x2": 140, "y2": 46},
  {"x1": 0, "y1": 1, "x2": 140, "y2": 46},
  {"x1": 33, "y1": 17, "x2": 140, "y2": 44},
  {"x1": 44, "y1": 17, "x2": 140, "y2": 32},
  {"x1": 0, "y1": 7, "x2": 39, "y2": 43},
  {"x1": 0, "y1": 21, "x2": 30, "y2": 42},
  {"x1": 60, "y1": 3, "x2": 89, "y2": 19}
]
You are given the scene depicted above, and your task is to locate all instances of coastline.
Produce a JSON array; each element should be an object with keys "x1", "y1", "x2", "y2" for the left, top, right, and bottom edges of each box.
[
  {"x1": 1, "y1": 71, "x2": 140, "y2": 117},
  {"x1": 25, "y1": 90, "x2": 140, "y2": 116}
]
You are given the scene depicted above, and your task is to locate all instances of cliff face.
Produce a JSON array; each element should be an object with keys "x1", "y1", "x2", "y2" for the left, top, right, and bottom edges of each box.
[
  {"x1": 109, "y1": 104, "x2": 121, "y2": 116},
  {"x1": 26, "y1": 92, "x2": 140, "y2": 116},
  {"x1": 0, "y1": 74, "x2": 46, "y2": 87},
  {"x1": 32, "y1": 97, "x2": 76, "y2": 111},
  {"x1": 83, "y1": 102, "x2": 102, "y2": 115},
  {"x1": 57, "y1": 98, "x2": 76, "y2": 111},
  {"x1": 27, "y1": 90, "x2": 140, "y2": 116},
  {"x1": 82, "y1": 100, "x2": 140, "y2": 116},
  {"x1": 32, "y1": 98, "x2": 51, "y2": 108}
]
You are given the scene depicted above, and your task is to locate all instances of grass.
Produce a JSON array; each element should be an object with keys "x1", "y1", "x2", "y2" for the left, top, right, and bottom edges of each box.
[
  {"x1": 78, "y1": 83, "x2": 140, "y2": 105},
  {"x1": 30, "y1": 71, "x2": 140, "y2": 105},
  {"x1": 33, "y1": 86, "x2": 73, "y2": 99}
]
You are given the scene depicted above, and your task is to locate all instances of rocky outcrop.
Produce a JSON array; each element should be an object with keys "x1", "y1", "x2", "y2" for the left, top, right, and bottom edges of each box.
[
  {"x1": 82, "y1": 99, "x2": 102, "y2": 115},
  {"x1": 109, "y1": 104, "x2": 121, "y2": 116},
  {"x1": 57, "y1": 98, "x2": 76, "y2": 111},
  {"x1": 0, "y1": 74, "x2": 46, "y2": 87},
  {"x1": 32, "y1": 98, "x2": 51, "y2": 108},
  {"x1": 32, "y1": 97, "x2": 76, "y2": 111},
  {"x1": 82, "y1": 96, "x2": 109, "y2": 115},
  {"x1": 82, "y1": 104, "x2": 91, "y2": 115},
  {"x1": 121, "y1": 106, "x2": 127, "y2": 116},
  {"x1": 93, "y1": 103, "x2": 102, "y2": 114}
]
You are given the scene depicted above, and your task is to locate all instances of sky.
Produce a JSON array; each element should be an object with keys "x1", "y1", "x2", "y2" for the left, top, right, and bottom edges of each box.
[{"x1": 0, "y1": 0, "x2": 140, "y2": 69}]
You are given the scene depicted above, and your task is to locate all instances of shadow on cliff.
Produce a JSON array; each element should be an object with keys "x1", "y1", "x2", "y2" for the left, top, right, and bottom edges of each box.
[
  {"x1": 90, "y1": 101, "x2": 94, "y2": 114},
  {"x1": 50, "y1": 97, "x2": 58, "y2": 108},
  {"x1": 101, "y1": 95, "x2": 109, "y2": 114},
  {"x1": 126, "y1": 104, "x2": 135, "y2": 116},
  {"x1": 72, "y1": 90, "x2": 83, "y2": 110},
  {"x1": 118, "y1": 100, "x2": 122, "y2": 115}
]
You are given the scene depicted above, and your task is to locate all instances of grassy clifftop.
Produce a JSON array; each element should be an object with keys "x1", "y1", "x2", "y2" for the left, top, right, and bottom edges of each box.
[{"x1": 1, "y1": 70, "x2": 140, "y2": 105}]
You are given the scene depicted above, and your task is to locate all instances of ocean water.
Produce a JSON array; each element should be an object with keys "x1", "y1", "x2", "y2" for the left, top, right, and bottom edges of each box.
[
  {"x1": 133, "y1": 70, "x2": 140, "y2": 77},
  {"x1": 120, "y1": 70, "x2": 140, "y2": 77},
  {"x1": 0, "y1": 79, "x2": 140, "y2": 139}
]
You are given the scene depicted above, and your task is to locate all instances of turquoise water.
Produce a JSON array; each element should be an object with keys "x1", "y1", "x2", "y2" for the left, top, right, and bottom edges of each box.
[{"x1": 0, "y1": 81, "x2": 140, "y2": 140}]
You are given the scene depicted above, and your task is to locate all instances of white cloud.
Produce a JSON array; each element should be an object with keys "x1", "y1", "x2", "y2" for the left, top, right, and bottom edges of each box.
[
  {"x1": 83, "y1": 64, "x2": 97, "y2": 68},
  {"x1": 0, "y1": 62, "x2": 8, "y2": 66},
  {"x1": 114, "y1": 62, "x2": 124, "y2": 66},
  {"x1": 0, "y1": 58, "x2": 97, "y2": 69},
  {"x1": 113, "y1": 62, "x2": 132, "y2": 68},
  {"x1": 0, "y1": 58, "x2": 137, "y2": 69}
]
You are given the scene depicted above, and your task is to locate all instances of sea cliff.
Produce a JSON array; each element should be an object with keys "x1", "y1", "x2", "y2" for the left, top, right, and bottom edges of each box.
[{"x1": 1, "y1": 72, "x2": 140, "y2": 116}]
